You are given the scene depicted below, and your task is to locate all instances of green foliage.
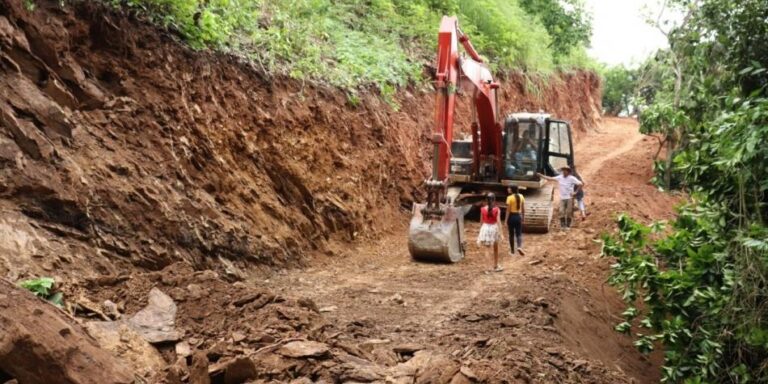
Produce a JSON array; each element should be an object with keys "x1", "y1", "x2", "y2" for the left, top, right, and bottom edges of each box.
[
  {"x1": 607, "y1": 1, "x2": 768, "y2": 380},
  {"x1": 600, "y1": 64, "x2": 637, "y2": 115},
  {"x1": 102, "y1": 0, "x2": 593, "y2": 94},
  {"x1": 517, "y1": 0, "x2": 591, "y2": 63},
  {"x1": 454, "y1": 0, "x2": 554, "y2": 71},
  {"x1": 19, "y1": 277, "x2": 64, "y2": 306},
  {"x1": 699, "y1": 0, "x2": 768, "y2": 95},
  {"x1": 635, "y1": 0, "x2": 768, "y2": 187},
  {"x1": 19, "y1": 277, "x2": 55, "y2": 296},
  {"x1": 604, "y1": 209, "x2": 767, "y2": 382}
]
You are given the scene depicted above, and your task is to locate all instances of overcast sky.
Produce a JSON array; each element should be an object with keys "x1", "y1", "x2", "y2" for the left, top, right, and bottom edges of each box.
[{"x1": 584, "y1": 0, "x2": 671, "y2": 66}]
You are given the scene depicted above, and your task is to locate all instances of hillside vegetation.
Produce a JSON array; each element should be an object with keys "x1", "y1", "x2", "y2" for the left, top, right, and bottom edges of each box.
[
  {"x1": 602, "y1": 0, "x2": 768, "y2": 382},
  {"x1": 99, "y1": 0, "x2": 593, "y2": 96}
]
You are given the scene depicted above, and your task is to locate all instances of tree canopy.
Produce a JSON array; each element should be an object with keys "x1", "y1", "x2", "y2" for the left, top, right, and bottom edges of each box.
[{"x1": 600, "y1": 64, "x2": 636, "y2": 115}]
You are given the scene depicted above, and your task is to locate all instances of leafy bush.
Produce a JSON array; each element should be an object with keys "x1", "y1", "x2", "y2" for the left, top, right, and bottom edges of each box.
[{"x1": 606, "y1": 1, "x2": 768, "y2": 380}]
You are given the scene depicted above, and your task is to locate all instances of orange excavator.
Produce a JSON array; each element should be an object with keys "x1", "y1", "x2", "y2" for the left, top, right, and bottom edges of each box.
[{"x1": 408, "y1": 16, "x2": 578, "y2": 263}]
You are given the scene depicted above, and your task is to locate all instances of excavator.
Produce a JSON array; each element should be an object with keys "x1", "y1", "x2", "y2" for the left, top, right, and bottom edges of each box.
[{"x1": 408, "y1": 16, "x2": 577, "y2": 263}]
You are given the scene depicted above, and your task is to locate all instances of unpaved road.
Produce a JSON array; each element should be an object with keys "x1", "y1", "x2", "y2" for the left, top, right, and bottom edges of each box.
[{"x1": 253, "y1": 118, "x2": 679, "y2": 383}]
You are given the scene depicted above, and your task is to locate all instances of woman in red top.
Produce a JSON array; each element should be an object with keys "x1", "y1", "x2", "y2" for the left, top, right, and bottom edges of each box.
[{"x1": 477, "y1": 193, "x2": 503, "y2": 272}]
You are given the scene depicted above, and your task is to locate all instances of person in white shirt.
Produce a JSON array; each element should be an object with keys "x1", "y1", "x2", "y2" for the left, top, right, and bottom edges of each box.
[{"x1": 537, "y1": 166, "x2": 583, "y2": 229}]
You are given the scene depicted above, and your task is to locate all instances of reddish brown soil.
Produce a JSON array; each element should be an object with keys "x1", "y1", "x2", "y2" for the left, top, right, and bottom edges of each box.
[
  {"x1": 69, "y1": 116, "x2": 678, "y2": 383},
  {"x1": 253, "y1": 117, "x2": 681, "y2": 383},
  {"x1": 0, "y1": 1, "x2": 682, "y2": 383},
  {"x1": 0, "y1": 0, "x2": 602, "y2": 284}
]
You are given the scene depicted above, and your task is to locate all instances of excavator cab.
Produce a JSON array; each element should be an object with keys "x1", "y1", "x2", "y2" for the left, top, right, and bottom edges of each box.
[
  {"x1": 501, "y1": 115, "x2": 544, "y2": 180},
  {"x1": 444, "y1": 113, "x2": 576, "y2": 233},
  {"x1": 448, "y1": 113, "x2": 577, "y2": 184},
  {"x1": 501, "y1": 113, "x2": 576, "y2": 179},
  {"x1": 543, "y1": 118, "x2": 576, "y2": 176}
]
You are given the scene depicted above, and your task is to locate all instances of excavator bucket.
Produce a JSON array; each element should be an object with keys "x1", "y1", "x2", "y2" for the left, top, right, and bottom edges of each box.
[{"x1": 408, "y1": 203, "x2": 465, "y2": 263}]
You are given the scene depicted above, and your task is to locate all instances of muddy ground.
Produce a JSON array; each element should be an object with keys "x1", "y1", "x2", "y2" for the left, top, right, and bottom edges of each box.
[{"x1": 252, "y1": 117, "x2": 681, "y2": 383}]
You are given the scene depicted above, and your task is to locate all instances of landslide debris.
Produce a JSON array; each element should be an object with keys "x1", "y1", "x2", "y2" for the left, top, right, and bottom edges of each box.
[
  {"x1": 0, "y1": 279, "x2": 134, "y2": 384},
  {"x1": 75, "y1": 262, "x2": 477, "y2": 383}
]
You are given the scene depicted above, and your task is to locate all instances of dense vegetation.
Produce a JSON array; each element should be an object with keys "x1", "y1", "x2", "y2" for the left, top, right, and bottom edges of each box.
[
  {"x1": 602, "y1": 0, "x2": 768, "y2": 382},
  {"x1": 99, "y1": 0, "x2": 593, "y2": 97}
]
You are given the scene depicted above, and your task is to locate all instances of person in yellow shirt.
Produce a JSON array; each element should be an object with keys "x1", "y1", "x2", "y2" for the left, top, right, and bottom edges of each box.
[{"x1": 504, "y1": 186, "x2": 526, "y2": 256}]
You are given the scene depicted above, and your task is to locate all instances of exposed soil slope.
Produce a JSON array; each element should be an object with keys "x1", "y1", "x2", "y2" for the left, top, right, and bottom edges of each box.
[{"x1": 0, "y1": 0, "x2": 601, "y2": 283}]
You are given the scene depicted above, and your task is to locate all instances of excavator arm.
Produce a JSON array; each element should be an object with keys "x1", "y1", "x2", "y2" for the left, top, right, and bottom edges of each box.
[
  {"x1": 409, "y1": 16, "x2": 502, "y2": 263},
  {"x1": 433, "y1": 16, "x2": 502, "y2": 182}
]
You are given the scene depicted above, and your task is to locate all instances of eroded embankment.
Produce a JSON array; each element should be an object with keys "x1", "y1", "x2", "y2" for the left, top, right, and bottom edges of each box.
[{"x1": 0, "y1": 0, "x2": 601, "y2": 282}]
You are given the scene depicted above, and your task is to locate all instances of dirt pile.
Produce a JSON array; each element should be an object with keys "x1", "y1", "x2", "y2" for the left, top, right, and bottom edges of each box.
[
  {"x1": 56, "y1": 261, "x2": 629, "y2": 384},
  {"x1": 0, "y1": 279, "x2": 134, "y2": 384}
]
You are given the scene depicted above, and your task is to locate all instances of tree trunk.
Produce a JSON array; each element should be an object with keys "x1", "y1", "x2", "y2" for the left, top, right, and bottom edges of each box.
[
  {"x1": 664, "y1": 133, "x2": 676, "y2": 189},
  {"x1": 0, "y1": 279, "x2": 134, "y2": 384}
]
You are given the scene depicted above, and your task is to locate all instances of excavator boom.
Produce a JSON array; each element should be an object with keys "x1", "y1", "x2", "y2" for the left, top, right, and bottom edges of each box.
[{"x1": 409, "y1": 16, "x2": 501, "y2": 263}]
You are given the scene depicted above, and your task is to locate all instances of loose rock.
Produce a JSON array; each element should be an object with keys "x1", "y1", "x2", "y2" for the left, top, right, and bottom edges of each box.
[
  {"x1": 128, "y1": 288, "x2": 180, "y2": 344},
  {"x1": 278, "y1": 341, "x2": 330, "y2": 358}
]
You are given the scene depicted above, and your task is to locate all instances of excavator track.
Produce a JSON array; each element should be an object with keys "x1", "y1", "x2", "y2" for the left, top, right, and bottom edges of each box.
[{"x1": 522, "y1": 184, "x2": 555, "y2": 233}]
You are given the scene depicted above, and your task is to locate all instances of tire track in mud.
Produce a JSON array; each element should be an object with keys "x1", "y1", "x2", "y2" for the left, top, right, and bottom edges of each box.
[{"x1": 577, "y1": 121, "x2": 646, "y2": 179}]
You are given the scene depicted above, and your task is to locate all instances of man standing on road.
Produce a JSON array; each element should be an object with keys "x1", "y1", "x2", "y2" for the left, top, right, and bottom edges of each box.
[{"x1": 537, "y1": 166, "x2": 583, "y2": 229}]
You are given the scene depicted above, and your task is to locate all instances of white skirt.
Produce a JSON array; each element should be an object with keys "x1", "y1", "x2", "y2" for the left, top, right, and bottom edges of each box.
[{"x1": 477, "y1": 223, "x2": 502, "y2": 246}]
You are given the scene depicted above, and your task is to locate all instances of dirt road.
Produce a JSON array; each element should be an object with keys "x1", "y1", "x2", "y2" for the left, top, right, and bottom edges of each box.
[{"x1": 252, "y1": 118, "x2": 680, "y2": 383}]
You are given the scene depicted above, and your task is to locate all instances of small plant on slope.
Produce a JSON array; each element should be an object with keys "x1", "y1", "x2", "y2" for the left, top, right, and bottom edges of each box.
[{"x1": 19, "y1": 277, "x2": 64, "y2": 307}]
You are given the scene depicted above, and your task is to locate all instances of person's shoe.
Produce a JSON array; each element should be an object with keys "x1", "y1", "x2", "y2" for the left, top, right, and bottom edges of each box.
[
  {"x1": 494, "y1": 266, "x2": 504, "y2": 272},
  {"x1": 517, "y1": 248, "x2": 526, "y2": 256}
]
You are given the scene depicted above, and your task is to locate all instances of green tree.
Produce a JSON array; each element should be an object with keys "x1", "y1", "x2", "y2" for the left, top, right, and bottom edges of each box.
[
  {"x1": 517, "y1": 0, "x2": 592, "y2": 62},
  {"x1": 600, "y1": 64, "x2": 636, "y2": 115}
]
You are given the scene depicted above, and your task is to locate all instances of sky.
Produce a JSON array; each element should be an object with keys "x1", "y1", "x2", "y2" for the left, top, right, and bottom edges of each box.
[{"x1": 584, "y1": 0, "x2": 671, "y2": 66}]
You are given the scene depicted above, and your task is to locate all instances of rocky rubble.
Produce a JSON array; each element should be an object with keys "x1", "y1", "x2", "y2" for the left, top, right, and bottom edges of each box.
[{"x1": 72, "y1": 263, "x2": 477, "y2": 383}]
